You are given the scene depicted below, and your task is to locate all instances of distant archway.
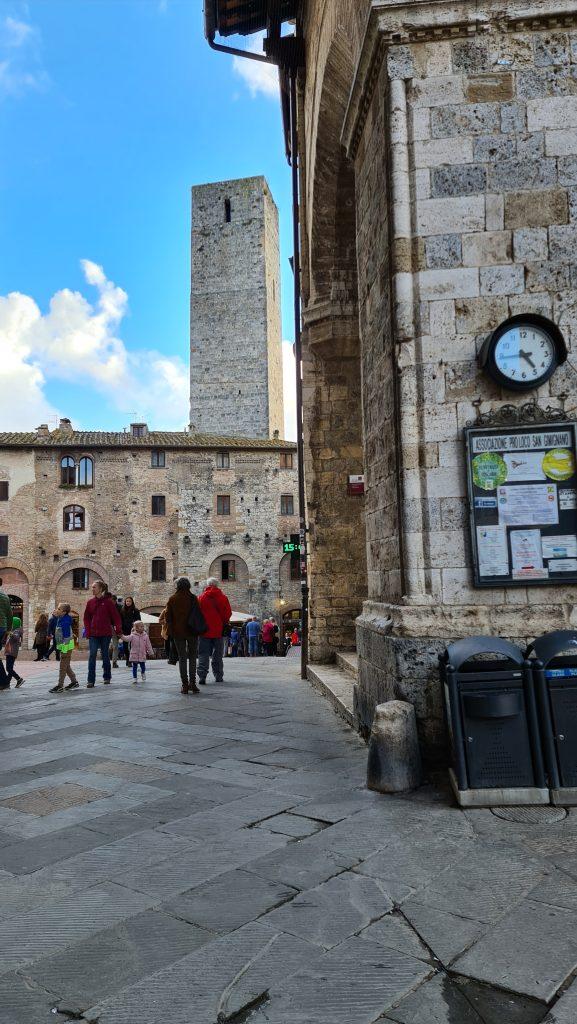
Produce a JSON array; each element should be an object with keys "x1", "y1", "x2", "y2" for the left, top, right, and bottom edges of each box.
[{"x1": 208, "y1": 553, "x2": 250, "y2": 613}]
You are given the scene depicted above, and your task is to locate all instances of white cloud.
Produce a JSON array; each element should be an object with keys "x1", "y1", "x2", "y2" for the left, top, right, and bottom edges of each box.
[
  {"x1": 282, "y1": 341, "x2": 297, "y2": 441},
  {"x1": 0, "y1": 12, "x2": 47, "y2": 99},
  {"x1": 232, "y1": 35, "x2": 279, "y2": 99},
  {"x1": 0, "y1": 261, "x2": 190, "y2": 431}
]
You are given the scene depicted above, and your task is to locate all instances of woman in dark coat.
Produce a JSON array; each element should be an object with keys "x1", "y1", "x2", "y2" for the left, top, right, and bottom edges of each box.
[
  {"x1": 165, "y1": 578, "x2": 202, "y2": 695},
  {"x1": 120, "y1": 597, "x2": 141, "y2": 666},
  {"x1": 34, "y1": 613, "x2": 50, "y2": 661}
]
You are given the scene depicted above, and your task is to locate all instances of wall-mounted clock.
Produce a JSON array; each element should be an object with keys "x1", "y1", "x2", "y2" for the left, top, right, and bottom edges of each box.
[{"x1": 479, "y1": 314, "x2": 567, "y2": 392}]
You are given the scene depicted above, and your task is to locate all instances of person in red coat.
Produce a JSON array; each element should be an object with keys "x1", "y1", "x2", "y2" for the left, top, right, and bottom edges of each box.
[
  {"x1": 197, "y1": 577, "x2": 231, "y2": 685},
  {"x1": 83, "y1": 581, "x2": 122, "y2": 688}
]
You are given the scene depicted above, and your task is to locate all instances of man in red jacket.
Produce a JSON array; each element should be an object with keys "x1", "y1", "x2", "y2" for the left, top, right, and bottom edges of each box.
[
  {"x1": 197, "y1": 577, "x2": 231, "y2": 685},
  {"x1": 83, "y1": 581, "x2": 122, "y2": 688}
]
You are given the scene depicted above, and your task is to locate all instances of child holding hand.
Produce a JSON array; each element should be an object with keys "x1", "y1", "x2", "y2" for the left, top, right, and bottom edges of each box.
[{"x1": 122, "y1": 621, "x2": 154, "y2": 682}]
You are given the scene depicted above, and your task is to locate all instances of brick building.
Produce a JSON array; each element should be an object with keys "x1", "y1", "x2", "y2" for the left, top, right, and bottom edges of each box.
[{"x1": 0, "y1": 421, "x2": 300, "y2": 647}]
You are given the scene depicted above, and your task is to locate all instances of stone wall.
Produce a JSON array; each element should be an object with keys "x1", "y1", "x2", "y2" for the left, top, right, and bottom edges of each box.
[
  {"x1": 0, "y1": 431, "x2": 299, "y2": 647},
  {"x1": 190, "y1": 176, "x2": 284, "y2": 440},
  {"x1": 301, "y1": 0, "x2": 577, "y2": 761}
]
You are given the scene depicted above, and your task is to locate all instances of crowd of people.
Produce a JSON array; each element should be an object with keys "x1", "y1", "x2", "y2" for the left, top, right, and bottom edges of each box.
[{"x1": 0, "y1": 574, "x2": 300, "y2": 696}]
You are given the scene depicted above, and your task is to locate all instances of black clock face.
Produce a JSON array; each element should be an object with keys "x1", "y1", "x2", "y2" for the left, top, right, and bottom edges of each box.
[{"x1": 480, "y1": 315, "x2": 567, "y2": 392}]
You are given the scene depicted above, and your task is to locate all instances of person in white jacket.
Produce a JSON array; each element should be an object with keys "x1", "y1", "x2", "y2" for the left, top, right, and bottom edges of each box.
[{"x1": 122, "y1": 622, "x2": 154, "y2": 683}]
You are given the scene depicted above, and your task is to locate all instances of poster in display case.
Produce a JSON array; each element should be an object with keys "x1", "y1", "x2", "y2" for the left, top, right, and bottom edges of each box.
[{"x1": 465, "y1": 422, "x2": 577, "y2": 587}]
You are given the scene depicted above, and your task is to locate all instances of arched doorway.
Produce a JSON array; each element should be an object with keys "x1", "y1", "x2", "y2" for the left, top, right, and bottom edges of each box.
[{"x1": 208, "y1": 553, "x2": 250, "y2": 614}]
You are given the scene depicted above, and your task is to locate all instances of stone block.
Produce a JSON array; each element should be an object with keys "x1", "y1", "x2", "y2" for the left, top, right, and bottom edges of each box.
[
  {"x1": 417, "y1": 268, "x2": 479, "y2": 301},
  {"x1": 411, "y1": 75, "x2": 464, "y2": 108},
  {"x1": 500, "y1": 101, "x2": 527, "y2": 133},
  {"x1": 411, "y1": 107, "x2": 431, "y2": 141},
  {"x1": 425, "y1": 234, "x2": 462, "y2": 269},
  {"x1": 423, "y1": 404, "x2": 458, "y2": 442},
  {"x1": 480, "y1": 264, "x2": 524, "y2": 295},
  {"x1": 416, "y1": 196, "x2": 485, "y2": 235},
  {"x1": 549, "y1": 223, "x2": 577, "y2": 260},
  {"x1": 473, "y1": 134, "x2": 515, "y2": 162},
  {"x1": 387, "y1": 45, "x2": 416, "y2": 80},
  {"x1": 516, "y1": 132, "x2": 545, "y2": 158},
  {"x1": 504, "y1": 189, "x2": 568, "y2": 228},
  {"x1": 413, "y1": 136, "x2": 473, "y2": 168},
  {"x1": 431, "y1": 164, "x2": 486, "y2": 197},
  {"x1": 527, "y1": 95, "x2": 577, "y2": 130},
  {"x1": 513, "y1": 227, "x2": 548, "y2": 262},
  {"x1": 485, "y1": 193, "x2": 504, "y2": 230},
  {"x1": 525, "y1": 261, "x2": 571, "y2": 292},
  {"x1": 452, "y1": 39, "x2": 491, "y2": 73},
  {"x1": 462, "y1": 231, "x2": 512, "y2": 267},
  {"x1": 429, "y1": 299, "x2": 456, "y2": 337},
  {"x1": 431, "y1": 103, "x2": 500, "y2": 138},
  {"x1": 510, "y1": 291, "x2": 553, "y2": 317},
  {"x1": 558, "y1": 155, "x2": 577, "y2": 186},
  {"x1": 488, "y1": 156, "x2": 556, "y2": 192},
  {"x1": 534, "y1": 33, "x2": 570, "y2": 67},
  {"x1": 454, "y1": 295, "x2": 508, "y2": 334},
  {"x1": 517, "y1": 67, "x2": 577, "y2": 99},
  {"x1": 466, "y1": 73, "x2": 514, "y2": 103},
  {"x1": 545, "y1": 128, "x2": 577, "y2": 156},
  {"x1": 366, "y1": 701, "x2": 422, "y2": 793}
]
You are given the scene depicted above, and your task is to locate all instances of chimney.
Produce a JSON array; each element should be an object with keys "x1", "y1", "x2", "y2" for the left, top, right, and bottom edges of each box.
[
  {"x1": 59, "y1": 418, "x2": 73, "y2": 433},
  {"x1": 36, "y1": 424, "x2": 49, "y2": 437},
  {"x1": 130, "y1": 423, "x2": 148, "y2": 437},
  {"x1": 273, "y1": 429, "x2": 280, "y2": 440}
]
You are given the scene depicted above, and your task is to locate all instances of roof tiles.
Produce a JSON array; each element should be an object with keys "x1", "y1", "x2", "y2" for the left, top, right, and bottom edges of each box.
[{"x1": 0, "y1": 430, "x2": 297, "y2": 451}]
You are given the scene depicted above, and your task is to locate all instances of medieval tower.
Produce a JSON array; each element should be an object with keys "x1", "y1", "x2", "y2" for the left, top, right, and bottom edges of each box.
[{"x1": 189, "y1": 176, "x2": 284, "y2": 439}]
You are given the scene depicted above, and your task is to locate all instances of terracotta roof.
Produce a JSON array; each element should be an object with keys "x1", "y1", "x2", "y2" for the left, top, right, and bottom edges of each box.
[{"x1": 0, "y1": 430, "x2": 297, "y2": 451}]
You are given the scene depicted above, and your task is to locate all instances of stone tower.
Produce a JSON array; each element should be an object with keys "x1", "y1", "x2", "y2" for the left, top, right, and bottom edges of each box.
[{"x1": 189, "y1": 176, "x2": 284, "y2": 439}]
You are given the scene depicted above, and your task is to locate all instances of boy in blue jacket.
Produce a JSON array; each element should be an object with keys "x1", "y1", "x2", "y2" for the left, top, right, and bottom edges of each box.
[{"x1": 50, "y1": 603, "x2": 79, "y2": 694}]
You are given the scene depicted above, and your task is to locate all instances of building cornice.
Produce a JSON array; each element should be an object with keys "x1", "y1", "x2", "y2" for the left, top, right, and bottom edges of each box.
[{"x1": 341, "y1": 0, "x2": 577, "y2": 158}]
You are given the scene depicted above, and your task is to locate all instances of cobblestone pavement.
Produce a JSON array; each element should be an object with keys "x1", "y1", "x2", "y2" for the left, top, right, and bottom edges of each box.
[{"x1": 0, "y1": 656, "x2": 576, "y2": 1024}]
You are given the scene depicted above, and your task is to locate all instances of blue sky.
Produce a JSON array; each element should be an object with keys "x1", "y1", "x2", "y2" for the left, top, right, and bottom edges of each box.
[{"x1": 0, "y1": 0, "x2": 296, "y2": 435}]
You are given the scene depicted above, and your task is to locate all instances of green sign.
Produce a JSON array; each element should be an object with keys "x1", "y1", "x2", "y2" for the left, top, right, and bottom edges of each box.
[{"x1": 283, "y1": 542, "x2": 300, "y2": 554}]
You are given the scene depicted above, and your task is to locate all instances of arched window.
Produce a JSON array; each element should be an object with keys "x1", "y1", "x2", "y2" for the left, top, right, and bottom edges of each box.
[
  {"x1": 151, "y1": 557, "x2": 166, "y2": 582},
  {"x1": 63, "y1": 505, "x2": 85, "y2": 532},
  {"x1": 78, "y1": 456, "x2": 93, "y2": 488},
  {"x1": 60, "y1": 456, "x2": 76, "y2": 486}
]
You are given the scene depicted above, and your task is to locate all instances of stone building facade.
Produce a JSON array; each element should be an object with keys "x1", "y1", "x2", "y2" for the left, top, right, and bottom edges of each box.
[
  {"x1": 189, "y1": 176, "x2": 284, "y2": 440},
  {"x1": 0, "y1": 421, "x2": 299, "y2": 647},
  {"x1": 297, "y1": 0, "x2": 577, "y2": 759}
]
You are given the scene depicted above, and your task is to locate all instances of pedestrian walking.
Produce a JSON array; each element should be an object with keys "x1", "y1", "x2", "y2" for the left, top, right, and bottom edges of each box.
[
  {"x1": 0, "y1": 579, "x2": 12, "y2": 650},
  {"x1": 120, "y1": 597, "x2": 141, "y2": 666},
  {"x1": 46, "y1": 608, "x2": 61, "y2": 661},
  {"x1": 229, "y1": 626, "x2": 240, "y2": 657},
  {"x1": 262, "y1": 618, "x2": 275, "y2": 656},
  {"x1": 122, "y1": 621, "x2": 154, "y2": 683},
  {"x1": 158, "y1": 607, "x2": 171, "y2": 659},
  {"x1": 49, "y1": 603, "x2": 79, "y2": 693},
  {"x1": 3, "y1": 616, "x2": 24, "y2": 688},
  {"x1": 197, "y1": 578, "x2": 232, "y2": 685},
  {"x1": 246, "y1": 616, "x2": 261, "y2": 657},
  {"x1": 165, "y1": 578, "x2": 205, "y2": 694},
  {"x1": 272, "y1": 620, "x2": 279, "y2": 657},
  {"x1": 83, "y1": 581, "x2": 122, "y2": 688},
  {"x1": 33, "y1": 613, "x2": 50, "y2": 661}
]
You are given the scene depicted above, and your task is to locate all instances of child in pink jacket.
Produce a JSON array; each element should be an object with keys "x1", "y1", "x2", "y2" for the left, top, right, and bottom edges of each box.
[{"x1": 122, "y1": 622, "x2": 154, "y2": 682}]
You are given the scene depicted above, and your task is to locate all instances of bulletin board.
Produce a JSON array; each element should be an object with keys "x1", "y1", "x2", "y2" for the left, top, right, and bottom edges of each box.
[{"x1": 465, "y1": 422, "x2": 577, "y2": 588}]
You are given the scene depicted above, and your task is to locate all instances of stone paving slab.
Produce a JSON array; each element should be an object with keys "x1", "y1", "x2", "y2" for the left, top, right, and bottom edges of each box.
[
  {"x1": 401, "y1": 902, "x2": 486, "y2": 966},
  {"x1": 161, "y1": 867, "x2": 297, "y2": 931}
]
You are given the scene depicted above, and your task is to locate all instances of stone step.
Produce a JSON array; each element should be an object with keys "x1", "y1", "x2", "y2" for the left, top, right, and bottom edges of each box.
[
  {"x1": 335, "y1": 651, "x2": 358, "y2": 679},
  {"x1": 306, "y1": 663, "x2": 356, "y2": 729}
]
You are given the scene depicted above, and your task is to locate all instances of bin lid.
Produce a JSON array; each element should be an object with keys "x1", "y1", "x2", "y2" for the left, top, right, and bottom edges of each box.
[
  {"x1": 526, "y1": 630, "x2": 577, "y2": 666},
  {"x1": 440, "y1": 636, "x2": 525, "y2": 672}
]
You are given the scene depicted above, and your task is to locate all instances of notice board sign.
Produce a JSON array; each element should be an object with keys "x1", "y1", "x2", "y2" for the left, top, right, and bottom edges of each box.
[{"x1": 465, "y1": 422, "x2": 577, "y2": 587}]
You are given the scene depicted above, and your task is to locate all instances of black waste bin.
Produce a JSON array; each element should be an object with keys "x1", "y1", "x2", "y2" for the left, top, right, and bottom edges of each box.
[
  {"x1": 527, "y1": 630, "x2": 577, "y2": 805},
  {"x1": 440, "y1": 636, "x2": 547, "y2": 807}
]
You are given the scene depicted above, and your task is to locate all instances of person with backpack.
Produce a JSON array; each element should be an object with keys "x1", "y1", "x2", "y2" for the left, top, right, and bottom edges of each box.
[
  {"x1": 165, "y1": 577, "x2": 206, "y2": 695},
  {"x1": 3, "y1": 615, "x2": 24, "y2": 688},
  {"x1": 49, "y1": 603, "x2": 79, "y2": 693},
  {"x1": 197, "y1": 578, "x2": 232, "y2": 686}
]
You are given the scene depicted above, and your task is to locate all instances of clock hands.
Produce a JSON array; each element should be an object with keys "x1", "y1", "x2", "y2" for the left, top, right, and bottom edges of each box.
[{"x1": 519, "y1": 349, "x2": 536, "y2": 369}]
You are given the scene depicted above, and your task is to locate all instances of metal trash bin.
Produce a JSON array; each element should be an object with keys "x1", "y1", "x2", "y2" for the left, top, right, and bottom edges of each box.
[
  {"x1": 440, "y1": 637, "x2": 548, "y2": 807},
  {"x1": 527, "y1": 630, "x2": 577, "y2": 806}
]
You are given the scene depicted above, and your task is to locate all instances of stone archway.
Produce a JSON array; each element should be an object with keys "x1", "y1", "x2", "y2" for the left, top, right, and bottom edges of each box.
[
  {"x1": 52, "y1": 558, "x2": 109, "y2": 643},
  {"x1": 301, "y1": 25, "x2": 367, "y2": 662},
  {"x1": 208, "y1": 553, "x2": 251, "y2": 614},
  {"x1": 0, "y1": 565, "x2": 30, "y2": 646}
]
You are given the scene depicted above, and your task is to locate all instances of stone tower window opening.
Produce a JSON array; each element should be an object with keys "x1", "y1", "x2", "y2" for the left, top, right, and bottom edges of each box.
[
  {"x1": 224, "y1": 197, "x2": 231, "y2": 223},
  {"x1": 0, "y1": 536, "x2": 7, "y2": 556},
  {"x1": 0, "y1": 482, "x2": 8, "y2": 500},
  {"x1": 216, "y1": 452, "x2": 230, "y2": 469},
  {"x1": 280, "y1": 494, "x2": 294, "y2": 516},
  {"x1": 217, "y1": 495, "x2": 231, "y2": 516},
  {"x1": 78, "y1": 457, "x2": 93, "y2": 488},
  {"x1": 60, "y1": 456, "x2": 76, "y2": 487},
  {"x1": 151, "y1": 557, "x2": 166, "y2": 582},
  {"x1": 151, "y1": 495, "x2": 166, "y2": 516},
  {"x1": 280, "y1": 452, "x2": 293, "y2": 469},
  {"x1": 63, "y1": 505, "x2": 85, "y2": 532},
  {"x1": 221, "y1": 558, "x2": 236, "y2": 581},
  {"x1": 151, "y1": 450, "x2": 165, "y2": 468},
  {"x1": 72, "y1": 568, "x2": 89, "y2": 590}
]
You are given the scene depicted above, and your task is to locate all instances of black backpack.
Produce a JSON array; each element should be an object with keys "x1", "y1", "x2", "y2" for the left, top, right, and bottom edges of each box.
[{"x1": 186, "y1": 595, "x2": 207, "y2": 636}]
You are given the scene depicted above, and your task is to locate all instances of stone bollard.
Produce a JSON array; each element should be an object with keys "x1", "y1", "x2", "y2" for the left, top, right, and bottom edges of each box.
[{"x1": 367, "y1": 700, "x2": 422, "y2": 793}]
